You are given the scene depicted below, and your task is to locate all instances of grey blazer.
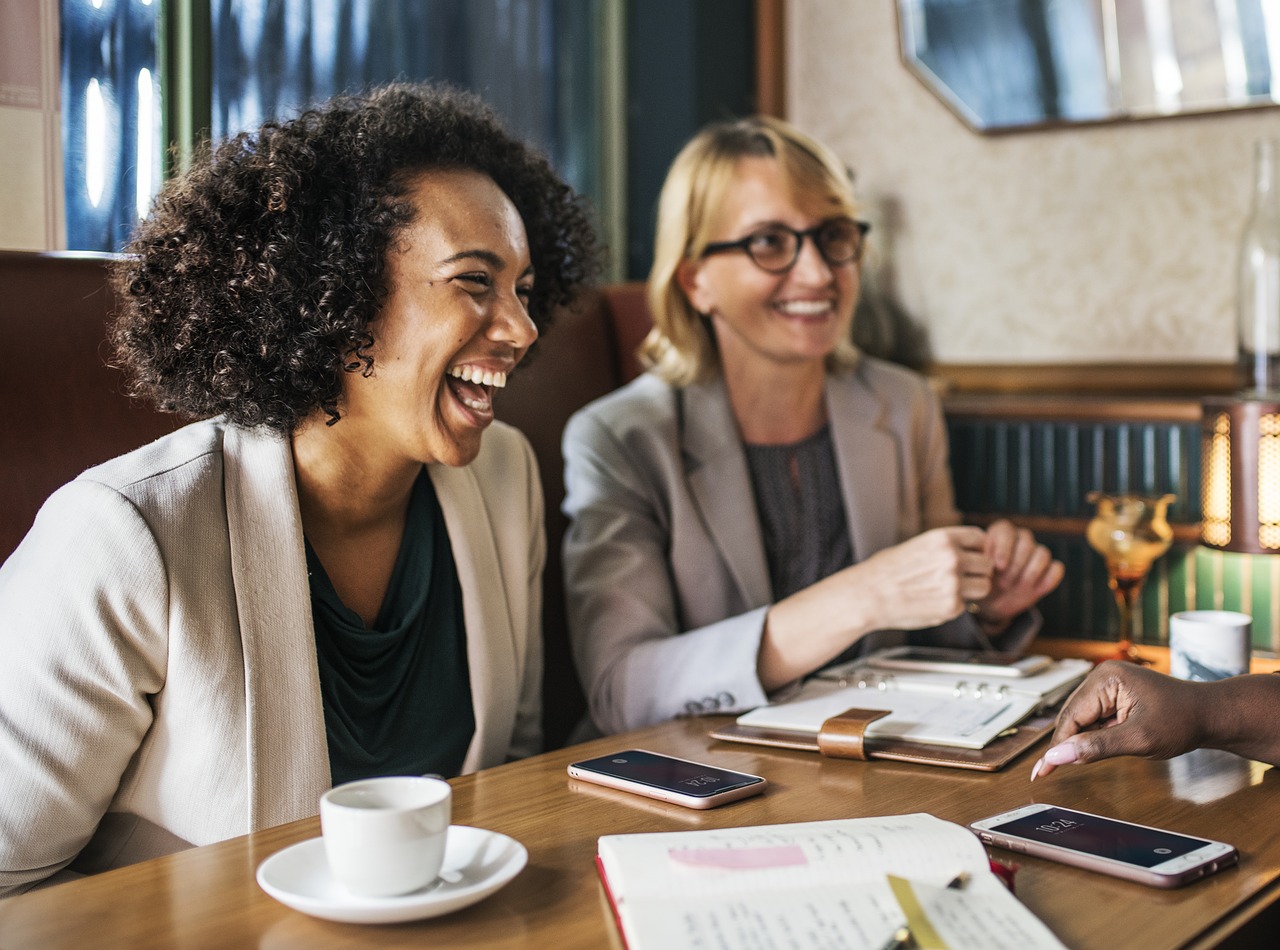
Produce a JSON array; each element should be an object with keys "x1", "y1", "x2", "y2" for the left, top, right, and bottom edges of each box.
[
  {"x1": 0, "y1": 417, "x2": 543, "y2": 896},
  {"x1": 562, "y1": 358, "x2": 1035, "y2": 735}
]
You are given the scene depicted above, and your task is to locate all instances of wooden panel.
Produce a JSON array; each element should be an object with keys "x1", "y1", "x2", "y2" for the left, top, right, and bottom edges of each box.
[
  {"x1": 929, "y1": 361, "x2": 1238, "y2": 395},
  {"x1": 944, "y1": 392, "x2": 1205, "y2": 423},
  {"x1": 753, "y1": 0, "x2": 786, "y2": 117}
]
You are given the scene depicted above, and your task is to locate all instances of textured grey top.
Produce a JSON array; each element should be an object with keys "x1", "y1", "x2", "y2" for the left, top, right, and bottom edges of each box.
[{"x1": 743, "y1": 424, "x2": 853, "y2": 602}]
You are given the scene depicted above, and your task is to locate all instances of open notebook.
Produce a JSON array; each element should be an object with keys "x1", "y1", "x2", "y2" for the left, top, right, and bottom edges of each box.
[
  {"x1": 736, "y1": 657, "x2": 1091, "y2": 749},
  {"x1": 595, "y1": 813, "x2": 1066, "y2": 950},
  {"x1": 712, "y1": 656, "x2": 1090, "y2": 769}
]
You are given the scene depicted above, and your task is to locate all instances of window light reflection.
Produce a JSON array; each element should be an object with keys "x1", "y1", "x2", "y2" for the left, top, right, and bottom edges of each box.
[
  {"x1": 86, "y1": 78, "x2": 106, "y2": 208},
  {"x1": 136, "y1": 68, "x2": 153, "y2": 219}
]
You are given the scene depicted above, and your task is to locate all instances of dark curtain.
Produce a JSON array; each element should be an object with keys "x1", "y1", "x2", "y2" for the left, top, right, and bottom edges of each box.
[{"x1": 209, "y1": 0, "x2": 598, "y2": 198}]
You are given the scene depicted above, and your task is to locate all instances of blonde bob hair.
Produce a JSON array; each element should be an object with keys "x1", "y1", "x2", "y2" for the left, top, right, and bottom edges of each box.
[{"x1": 641, "y1": 115, "x2": 863, "y2": 386}]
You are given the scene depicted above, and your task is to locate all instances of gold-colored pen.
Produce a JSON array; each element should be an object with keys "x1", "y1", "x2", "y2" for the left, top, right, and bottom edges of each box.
[{"x1": 878, "y1": 925, "x2": 914, "y2": 950}]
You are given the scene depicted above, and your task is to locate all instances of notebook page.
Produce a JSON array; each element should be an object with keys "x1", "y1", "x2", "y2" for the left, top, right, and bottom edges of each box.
[
  {"x1": 612, "y1": 878, "x2": 1064, "y2": 950},
  {"x1": 597, "y1": 814, "x2": 989, "y2": 903},
  {"x1": 598, "y1": 816, "x2": 1064, "y2": 950}
]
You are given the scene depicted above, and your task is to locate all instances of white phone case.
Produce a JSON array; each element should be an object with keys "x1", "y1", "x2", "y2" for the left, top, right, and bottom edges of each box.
[{"x1": 970, "y1": 803, "x2": 1237, "y2": 888}]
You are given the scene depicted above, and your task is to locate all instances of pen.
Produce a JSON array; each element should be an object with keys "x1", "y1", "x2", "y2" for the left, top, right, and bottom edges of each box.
[{"x1": 878, "y1": 925, "x2": 913, "y2": 950}]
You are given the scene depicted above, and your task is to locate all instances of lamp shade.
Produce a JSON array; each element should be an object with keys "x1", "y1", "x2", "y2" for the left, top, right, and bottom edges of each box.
[{"x1": 1201, "y1": 396, "x2": 1280, "y2": 553}]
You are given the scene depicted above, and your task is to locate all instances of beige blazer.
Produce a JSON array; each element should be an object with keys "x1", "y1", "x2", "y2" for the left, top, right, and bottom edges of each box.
[
  {"x1": 562, "y1": 358, "x2": 1035, "y2": 735},
  {"x1": 0, "y1": 417, "x2": 542, "y2": 896}
]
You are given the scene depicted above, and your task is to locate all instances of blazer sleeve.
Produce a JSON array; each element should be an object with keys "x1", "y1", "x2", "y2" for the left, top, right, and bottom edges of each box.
[
  {"x1": 0, "y1": 482, "x2": 168, "y2": 897},
  {"x1": 562, "y1": 409, "x2": 770, "y2": 736}
]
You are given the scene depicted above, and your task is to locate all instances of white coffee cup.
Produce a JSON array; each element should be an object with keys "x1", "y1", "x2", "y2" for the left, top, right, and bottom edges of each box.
[
  {"x1": 319, "y1": 775, "x2": 451, "y2": 897},
  {"x1": 1169, "y1": 610, "x2": 1252, "y2": 682}
]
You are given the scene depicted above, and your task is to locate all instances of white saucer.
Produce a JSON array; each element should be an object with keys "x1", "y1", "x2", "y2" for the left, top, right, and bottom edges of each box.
[{"x1": 256, "y1": 825, "x2": 527, "y2": 924}]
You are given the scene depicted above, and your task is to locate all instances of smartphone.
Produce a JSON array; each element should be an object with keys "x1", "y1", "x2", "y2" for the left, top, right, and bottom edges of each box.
[
  {"x1": 567, "y1": 750, "x2": 767, "y2": 809},
  {"x1": 865, "y1": 646, "x2": 1052, "y2": 678},
  {"x1": 970, "y1": 804, "x2": 1238, "y2": 888}
]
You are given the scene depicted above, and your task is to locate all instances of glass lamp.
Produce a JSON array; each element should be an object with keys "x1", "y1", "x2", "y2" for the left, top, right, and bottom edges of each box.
[{"x1": 1200, "y1": 397, "x2": 1280, "y2": 554}]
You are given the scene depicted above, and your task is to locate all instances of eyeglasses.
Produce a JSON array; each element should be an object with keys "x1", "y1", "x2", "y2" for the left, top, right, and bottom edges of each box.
[{"x1": 700, "y1": 218, "x2": 870, "y2": 274}]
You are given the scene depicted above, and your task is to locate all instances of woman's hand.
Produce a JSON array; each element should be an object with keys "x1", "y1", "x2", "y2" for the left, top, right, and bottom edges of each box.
[
  {"x1": 758, "y1": 526, "x2": 992, "y2": 690},
  {"x1": 856, "y1": 525, "x2": 994, "y2": 631},
  {"x1": 971, "y1": 519, "x2": 1063, "y2": 633},
  {"x1": 1033, "y1": 663, "x2": 1280, "y2": 779},
  {"x1": 1031, "y1": 662, "x2": 1205, "y2": 780}
]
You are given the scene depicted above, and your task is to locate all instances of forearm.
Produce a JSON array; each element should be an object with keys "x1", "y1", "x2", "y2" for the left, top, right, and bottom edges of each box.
[
  {"x1": 757, "y1": 573, "x2": 880, "y2": 691},
  {"x1": 1200, "y1": 674, "x2": 1280, "y2": 765}
]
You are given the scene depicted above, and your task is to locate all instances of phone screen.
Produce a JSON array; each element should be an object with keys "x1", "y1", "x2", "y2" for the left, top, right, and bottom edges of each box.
[
  {"x1": 570, "y1": 751, "x2": 762, "y2": 799},
  {"x1": 988, "y1": 806, "x2": 1212, "y2": 867}
]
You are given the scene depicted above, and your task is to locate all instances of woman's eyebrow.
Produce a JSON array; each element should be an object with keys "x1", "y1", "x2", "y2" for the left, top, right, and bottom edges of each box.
[{"x1": 440, "y1": 248, "x2": 505, "y2": 267}]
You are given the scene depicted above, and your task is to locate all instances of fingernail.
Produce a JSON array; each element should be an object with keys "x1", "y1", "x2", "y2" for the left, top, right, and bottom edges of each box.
[
  {"x1": 1030, "y1": 757, "x2": 1043, "y2": 782},
  {"x1": 1043, "y1": 742, "x2": 1079, "y2": 766}
]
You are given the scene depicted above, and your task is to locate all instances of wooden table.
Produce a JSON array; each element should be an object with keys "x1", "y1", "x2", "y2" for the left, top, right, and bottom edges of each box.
[{"x1": 2, "y1": 714, "x2": 1278, "y2": 949}]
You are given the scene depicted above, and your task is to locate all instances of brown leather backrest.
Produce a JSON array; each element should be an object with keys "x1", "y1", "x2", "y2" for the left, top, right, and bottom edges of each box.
[
  {"x1": 0, "y1": 252, "x2": 179, "y2": 564},
  {"x1": 494, "y1": 282, "x2": 652, "y2": 746}
]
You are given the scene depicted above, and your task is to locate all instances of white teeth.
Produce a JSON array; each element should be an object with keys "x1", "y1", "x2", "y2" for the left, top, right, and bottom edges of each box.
[
  {"x1": 448, "y1": 366, "x2": 507, "y2": 388},
  {"x1": 456, "y1": 391, "x2": 492, "y2": 412},
  {"x1": 777, "y1": 300, "x2": 832, "y2": 316}
]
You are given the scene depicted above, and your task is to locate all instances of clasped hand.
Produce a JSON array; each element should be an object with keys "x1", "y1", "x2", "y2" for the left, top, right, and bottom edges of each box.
[{"x1": 861, "y1": 519, "x2": 1063, "y2": 633}]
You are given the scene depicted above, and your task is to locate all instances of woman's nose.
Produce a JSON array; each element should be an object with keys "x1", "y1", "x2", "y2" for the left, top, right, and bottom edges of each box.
[
  {"x1": 491, "y1": 291, "x2": 539, "y2": 350},
  {"x1": 788, "y1": 234, "x2": 835, "y2": 283}
]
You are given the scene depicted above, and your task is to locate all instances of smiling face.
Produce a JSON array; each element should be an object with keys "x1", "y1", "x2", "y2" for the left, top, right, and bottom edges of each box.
[
  {"x1": 338, "y1": 167, "x2": 537, "y2": 469},
  {"x1": 677, "y1": 156, "x2": 860, "y2": 379}
]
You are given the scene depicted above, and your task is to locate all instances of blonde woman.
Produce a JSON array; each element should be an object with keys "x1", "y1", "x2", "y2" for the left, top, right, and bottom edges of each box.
[{"x1": 562, "y1": 116, "x2": 1062, "y2": 735}]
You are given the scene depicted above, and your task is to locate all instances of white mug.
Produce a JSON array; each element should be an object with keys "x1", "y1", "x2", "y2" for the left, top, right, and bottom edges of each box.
[
  {"x1": 320, "y1": 775, "x2": 451, "y2": 897},
  {"x1": 1169, "y1": 611, "x2": 1252, "y2": 682}
]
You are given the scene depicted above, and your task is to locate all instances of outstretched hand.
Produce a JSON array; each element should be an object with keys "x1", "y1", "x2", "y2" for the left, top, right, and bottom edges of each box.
[{"x1": 1031, "y1": 662, "x2": 1204, "y2": 780}]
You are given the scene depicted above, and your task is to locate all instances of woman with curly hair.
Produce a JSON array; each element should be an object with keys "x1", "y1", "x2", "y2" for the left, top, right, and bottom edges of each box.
[{"x1": 0, "y1": 82, "x2": 596, "y2": 895}]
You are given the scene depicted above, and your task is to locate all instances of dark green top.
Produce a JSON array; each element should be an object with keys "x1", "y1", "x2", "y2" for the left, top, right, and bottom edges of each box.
[{"x1": 306, "y1": 468, "x2": 474, "y2": 785}]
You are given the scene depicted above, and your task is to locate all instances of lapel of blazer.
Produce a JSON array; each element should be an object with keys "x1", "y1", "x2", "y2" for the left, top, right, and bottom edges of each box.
[
  {"x1": 223, "y1": 424, "x2": 330, "y2": 828},
  {"x1": 428, "y1": 462, "x2": 515, "y2": 772},
  {"x1": 827, "y1": 367, "x2": 902, "y2": 560},
  {"x1": 682, "y1": 379, "x2": 772, "y2": 607}
]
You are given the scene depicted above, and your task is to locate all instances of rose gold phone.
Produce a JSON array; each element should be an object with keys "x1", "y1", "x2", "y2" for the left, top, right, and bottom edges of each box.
[
  {"x1": 567, "y1": 750, "x2": 766, "y2": 809},
  {"x1": 970, "y1": 804, "x2": 1237, "y2": 888}
]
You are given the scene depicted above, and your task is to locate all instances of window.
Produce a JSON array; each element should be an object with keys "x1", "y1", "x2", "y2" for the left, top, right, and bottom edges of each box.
[
  {"x1": 208, "y1": 0, "x2": 604, "y2": 217},
  {"x1": 61, "y1": 0, "x2": 163, "y2": 251},
  {"x1": 60, "y1": 0, "x2": 761, "y2": 275}
]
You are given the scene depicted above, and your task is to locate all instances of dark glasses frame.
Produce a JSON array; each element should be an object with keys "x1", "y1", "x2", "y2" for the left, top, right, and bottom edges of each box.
[{"x1": 700, "y1": 218, "x2": 871, "y2": 273}]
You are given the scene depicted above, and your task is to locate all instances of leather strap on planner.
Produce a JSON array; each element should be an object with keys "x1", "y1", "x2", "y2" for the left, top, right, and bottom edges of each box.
[{"x1": 816, "y1": 708, "x2": 892, "y2": 760}]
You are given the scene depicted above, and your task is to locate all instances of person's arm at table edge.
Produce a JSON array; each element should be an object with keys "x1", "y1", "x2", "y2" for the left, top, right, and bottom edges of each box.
[{"x1": 1033, "y1": 662, "x2": 1280, "y2": 779}]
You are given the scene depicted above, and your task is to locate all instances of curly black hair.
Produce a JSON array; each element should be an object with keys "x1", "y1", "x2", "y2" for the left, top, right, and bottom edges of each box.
[{"x1": 110, "y1": 82, "x2": 599, "y2": 431}]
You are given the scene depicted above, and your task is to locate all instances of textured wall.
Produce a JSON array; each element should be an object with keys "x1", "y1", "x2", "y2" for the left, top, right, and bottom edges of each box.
[
  {"x1": 0, "y1": 0, "x2": 61, "y2": 251},
  {"x1": 788, "y1": 2, "x2": 1278, "y2": 365}
]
